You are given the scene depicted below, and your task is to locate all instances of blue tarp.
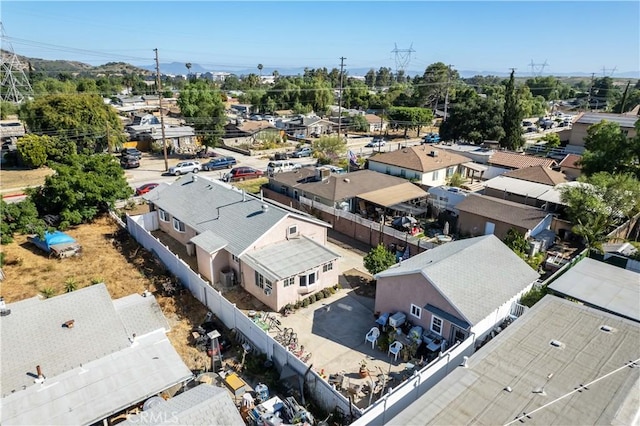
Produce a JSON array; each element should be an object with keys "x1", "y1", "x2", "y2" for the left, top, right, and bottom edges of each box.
[{"x1": 32, "y1": 231, "x2": 76, "y2": 251}]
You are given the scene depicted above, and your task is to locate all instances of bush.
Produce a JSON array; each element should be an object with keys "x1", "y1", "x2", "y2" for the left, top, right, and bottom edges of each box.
[
  {"x1": 328, "y1": 286, "x2": 336, "y2": 294},
  {"x1": 301, "y1": 298, "x2": 309, "y2": 308},
  {"x1": 316, "y1": 291, "x2": 325, "y2": 300},
  {"x1": 294, "y1": 300, "x2": 301, "y2": 309},
  {"x1": 64, "y1": 277, "x2": 78, "y2": 293},
  {"x1": 520, "y1": 286, "x2": 548, "y2": 307},
  {"x1": 90, "y1": 277, "x2": 104, "y2": 285},
  {"x1": 40, "y1": 286, "x2": 56, "y2": 299},
  {"x1": 309, "y1": 293, "x2": 317, "y2": 303}
]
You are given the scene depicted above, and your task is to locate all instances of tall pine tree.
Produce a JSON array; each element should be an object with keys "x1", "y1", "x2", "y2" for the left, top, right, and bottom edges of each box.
[{"x1": 501, "y1": 69, "x2": 524, "y2": 150}]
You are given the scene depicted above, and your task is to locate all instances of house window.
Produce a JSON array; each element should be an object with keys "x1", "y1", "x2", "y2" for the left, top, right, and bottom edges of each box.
[
  {"x1": 255, "y1": 271, "x2": 273, "y2": 295},
  {"x1": 323, "y1": 262, "x2": 333, "y2": 272},
  {"x1": 280, "y1": 185, "x2": 287, "y2": 194},
  {"x1": 158, "y1": 209, "x2": 169, "y2": 222},
  {"x1": 431, "y1": 315, "x2": 443, "y2": 335},
  {"x1": 385, "y1": 166, "x2": 391, "y2": 175},
  {"x1": 410, "y1": 304, "x2": 421, "y2": 319},
  {"x1": 446, "y1": 167, "x2": 455, "y2": 177},
  {"x1": 288, "y1": 225, "x2": 298, "y2": 236},
  {"x1": 432, "y1": 170, "x2": 439, "y2": 181},
  {"x1": 232, "y1": 254, "x2": 239, "y2": 263},
  {"x1": 172, "y1": 217, "x2": 185, "y2": 233},
  {"x1": 283, "y1": 277, "x2": 295, "y2": 287},
  {"x1": 400, "y1": 169, "x2": 406, "y2": 178},
  {"x1": 415, "y1": 173, "x2": 421, "y2": 180},
  {"x1": 300, "y1": 271, "x2": 317, "y2": 287}
]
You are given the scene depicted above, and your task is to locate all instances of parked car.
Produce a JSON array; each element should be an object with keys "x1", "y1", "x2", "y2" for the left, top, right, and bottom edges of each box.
[
  {"x1": 120, "y1": 148, "x2": 142, "y2": 160},
  {"x1": 290, "y1": 147, "x2": 313, "y2": 158},
  {"x1": 135, "y1": 183, "x2": 159, "y2": 196},
  {"x1": 267, "y1": 161, "x2": 298, "y2": 174},
  {"x1": 325, "y1": 165, "x2": 346, "y2": 174},
  {"x1": 202, "y1": 156, "x2": 237, "y2": 171},
  {"x1": 366, "y1": 137, "x2": 386, "y2": 148},
  {"x1": 120, "y1": 157, "x2": 140, "y2": 169},
  {"x1": 224, "y1": 167, "x2": 264, "y2": 182},
  {"x1": 168, "y1": 161, "x2": 201, "y2": 176},
  {"x1": 273, "y1": 152, "x2": 290, "y2": 161},
  {"x1": 422, "y1": 133, "x2": 441, "y2": 144}
]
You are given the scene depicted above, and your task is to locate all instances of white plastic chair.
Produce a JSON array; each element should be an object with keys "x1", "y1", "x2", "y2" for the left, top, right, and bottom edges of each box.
[
  {"x1": 365, "y1": 327, "x2": 380, "y2": 349},
  {"x1": 388, "y1": 341, "x2": 403, "y2": 361}
]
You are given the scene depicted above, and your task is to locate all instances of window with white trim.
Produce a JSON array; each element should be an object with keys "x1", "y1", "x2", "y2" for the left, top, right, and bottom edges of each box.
[
  {"x1": 232, "y1": 254, "x2": 239, "y2": 263},
  {"x1": 432, "y1": 170, "x2": 439, "y2": 181},
  {"x1": 299, "y1": 271, "x2": 317, "y2": 287},
  {"x1": 385, "y1": 166, "x2": 391, "y2": 174},
  {"x1": 446, "y1": 166, "x2": 455, "y2": 177},
  {"x1": 159, "y1": 209, "x2": 169, "y2": 222},
  {"x1": 410, "y1": 304, "x2": 421, "y2": 319},
  {"x1": 255, "y1": 271, "x2": 273, "y2": 295},
  {"x1": 172, "y1": 217, "x2": 185, "y2": 233},
  {"x1": 283, "y1": 277, "x2": 295, "y2": 287},
  {"x1": 322, "y1": 262, "x2": 333, "y2": 272},
  {"x1": 431, "y1": 315, "x2": 443, "y2": 335},
  {"x1": 400, "y1": 169, "x2": 406, "y2": 178}
]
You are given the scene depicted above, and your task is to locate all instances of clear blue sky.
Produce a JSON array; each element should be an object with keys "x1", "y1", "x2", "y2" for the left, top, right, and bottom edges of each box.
[{"x1": 2, "y1": 1, "x2": 639, "y2": 76}]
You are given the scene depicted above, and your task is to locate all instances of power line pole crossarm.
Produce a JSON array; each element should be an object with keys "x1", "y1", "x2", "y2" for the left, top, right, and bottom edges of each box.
[{"x1": 154, "y1": 48, "x2": 169, "y2": 171}]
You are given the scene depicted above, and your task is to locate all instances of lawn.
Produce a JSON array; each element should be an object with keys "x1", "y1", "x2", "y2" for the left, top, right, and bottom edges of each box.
[
  {"x1": 0, "y1": 167, "x2": 54, "y2": 194},
  {"x1": 231, "y1": 177, "x2": 269, "y2": 194}
]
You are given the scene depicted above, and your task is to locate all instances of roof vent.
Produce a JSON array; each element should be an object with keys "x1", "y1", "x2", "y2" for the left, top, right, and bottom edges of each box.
[
  {"x1": 261, "y1": 204, "x2": 269, "y2": 213},
  {"x1": 0, "y1": 297, "x2": 10, "y2": 317},
  {"x1": 192, "y1": 174, "x2": 198, "y2": 182},
  {"x1": 504, "y1": 386, "x2": 512, "y2": 393},
  {"x1": 63, "y1": 319, "x2": 75, "y2": 328},
  {"x1": 549, "y1": 339, "x2": 564, "y2": 348},
  {"x1": 430, "y1": 150, "x2": 439, "y2": 157},
  {"x1": 343, "y1": 178, "x2": 350, "y2": 183},
  {"x1": 600, "y1": 325, "x2": 615, "y2": 333}
]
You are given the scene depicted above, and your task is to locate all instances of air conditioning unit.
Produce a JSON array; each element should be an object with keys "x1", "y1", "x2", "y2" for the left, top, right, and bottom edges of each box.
[
  {"x1": 219, "y1": 268, "x2": 235, "y2": 288},
  {"x1": 265, "y1": 289, "x2": 272, "y2": 296},
  {"x1": 315, "y1": 167, "x2": 330, "y2": 181},
  {"x1": 430, "y1": 150, "x2": 439, "y2": 157}
]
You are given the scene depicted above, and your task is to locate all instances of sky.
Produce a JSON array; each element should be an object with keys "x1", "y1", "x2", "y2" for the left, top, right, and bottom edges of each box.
[{"x1": 2, "y1": 1, "x2": 639, "y2": 76}]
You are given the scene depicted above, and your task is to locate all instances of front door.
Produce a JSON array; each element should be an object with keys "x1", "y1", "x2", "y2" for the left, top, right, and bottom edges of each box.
[{"x1": 449, "y1": 325, "x2": 468, "y2": 344}]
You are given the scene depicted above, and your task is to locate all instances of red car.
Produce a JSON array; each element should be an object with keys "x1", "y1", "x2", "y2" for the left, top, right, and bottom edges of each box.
[
  {"x1": 224, "y1": 167, "x2": 264, "y2": 182},
  {"x1": 135, "y1": 183, "x2": 159, "y2": 196}
]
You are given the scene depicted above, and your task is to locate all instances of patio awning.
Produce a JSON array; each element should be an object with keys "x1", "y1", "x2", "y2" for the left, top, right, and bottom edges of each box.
[
  {"x1": 425, "y1": 304, "x2": 470, "y2": 330},
  {"x1": 389, "y1": 202, "x2": 430, "y2": 215},
  {"x1": 463, "y1": 162, "x2": 488, "y2": 173},
  {"x1": 358, "y1": 182, "x2": 428, "y2": 208}
]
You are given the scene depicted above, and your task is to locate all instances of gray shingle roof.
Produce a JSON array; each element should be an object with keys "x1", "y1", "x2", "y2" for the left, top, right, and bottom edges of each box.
[
  {"x1": 375, "y1": 235, "x2": 539, "y2": 324},
  {"x1": 243, "y1": 236, "x2": 340, "y2": 281},
  {"x1": 122, "y1": 384, "x2": 244, "y2": 426},
  {"x1": 387, "y1": 296, "x2": 640, "y2": 426},
  {"x1": 113, "y1": 292, "x2": 170, "y2": 336},
  {"x1": 190, "y1": 231, "x2": 228, "y2": 254},
  {"x1": 457, "y1": 194, "x2": 549, "y2": 230},
  {"x1": 575, "y1": 112, "x2": 638, "y2": 128},
  {"x1": 145, "y1": 175, "x2": 329, "y2": 256}
]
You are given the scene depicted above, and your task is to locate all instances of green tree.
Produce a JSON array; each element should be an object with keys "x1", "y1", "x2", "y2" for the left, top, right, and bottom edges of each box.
[
  {"x1": 501, "y1": 70, "x2": 524, "y2": 150},
  {"x1": 540, "y1": 132, "x2": 561, "y2": 152},
  {"x1": 375, "y1": 67, "x2": 393, "y2": 88},
  {"x1": 312, "y1": 136, "x2": 346, "y2": 162},
  {"x1": 28, "y1": 154, "x2": 133, "y2": 228},
  {"x1": 386, "y1": 106, "x2": 433, "y2": 137},
  {"x1": 0, "y1": 101, "x2": 19, "y2": 119},
  {"x1": 0, "y1": 199, "x2": 46, "y2": 244},
  {"x1": 503, "y1": 228, "x2": 530, "y2": 255},
  {"x1": 177, "y1": 80, "x2": 226, "y2": 147},
  {"x1": 414, "y1": 62, "x2": 459, "y2": 111},
  {"x1": 440, "y1": 88, "x2": 505, "y2": 143},
  {"x1": 363, "y1": 244, "x2": 397, "y2": 276},
  {"x1": 19, "y1": 93, "x2": 126, "y2": 152},
  {"x1": 16, "y1": 134, "x2": 49, "y2": 168},
  {"x1": 580, "y1": 120, "x2": 640, "y2": 178},
  {"x1": 364, "y1": 69, "x2": 376, "y2": 88},
  {"x1": 350, "y1": 114, "x2": 369, "y2": 132},
  {"x1": 447, "y1": 173, "x2": 465, "y2": 188}
]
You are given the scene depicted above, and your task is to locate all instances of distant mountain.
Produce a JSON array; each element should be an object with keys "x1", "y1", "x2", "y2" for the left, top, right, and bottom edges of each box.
[
  {"x1": 1, "y1": 51, "x2": 151, "y2": 76},
  {"x1": 138, "y1": 62, "x2": 210, "y2": 75}
]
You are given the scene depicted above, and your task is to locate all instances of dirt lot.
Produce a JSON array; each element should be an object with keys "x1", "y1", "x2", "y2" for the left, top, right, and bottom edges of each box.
[
  {"x1": 0, "y1": 167, "x2": 54, "y2": 194},
  {"x1": 343, "y1": 268, "x2": 376, "y2": 298},
  {"x1": 0, "y1": 215, "x2": 211, "y2": 371}
]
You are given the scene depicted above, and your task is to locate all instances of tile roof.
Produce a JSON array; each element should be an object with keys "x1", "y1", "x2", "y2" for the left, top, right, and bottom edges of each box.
[
  {"x1": 243, "y1": 236, "x2": 340, "y2": 281},
  {"x1": 388, "y1": 296, "x2": 640, "y2": 426},
  {"x1": 269, "y1": 169, "x2": 425, "y2": 203},
  {"x1": 122, "y1": 384, "x2": 244, "y2": 426},
  {"x1": 375, "y1": 235, "x2": 539, "y2": 325},
  {"x1": 369, "y1": 146, "x2": 470, "y2": 172},
  {"x1": 575, "y1": 112, "x2": 638, "y2": 128},
  {"x1": 503, "y1": 165, "x2": 567, "y2": 185},
  {"x1": 144, "y1": 175, "x2": 329, "y2": 256},
  {"x1": 559, "y1": 153, "x2": 582, "y2": 169},
  {"x1": 489, "y1": 151, "x2": 557, "y2": 169},
  {"x1": 456, "y1": 194, "x2": 549, "y2": 230}
]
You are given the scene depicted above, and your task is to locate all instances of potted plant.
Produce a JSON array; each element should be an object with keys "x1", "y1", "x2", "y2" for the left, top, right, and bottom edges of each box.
[{"x1": 359, "y1": 360, "x2": 368, "y2": 378}]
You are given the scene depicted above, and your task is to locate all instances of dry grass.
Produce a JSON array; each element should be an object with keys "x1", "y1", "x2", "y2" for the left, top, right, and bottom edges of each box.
[
  {"x1": 0, "y1": 167, "x2": 55, "y2": 194},
  {"x1": 0, "y1": 215, "x2": 210, "y2": 371}
]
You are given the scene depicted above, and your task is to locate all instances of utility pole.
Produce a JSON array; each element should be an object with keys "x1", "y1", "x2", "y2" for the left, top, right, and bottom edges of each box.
[
  {"x1": 154, "y1": 48, "x2": 169, "y2": 171},
  {"x1": 587, "y1": 72, "x2": 595, "y2": 112},
  {"x1": 443, "y1": 64, "x2": 453, "y2": 123},
  {"x1": 338, "y1": 56, "x2": 346, "y2": 139}
]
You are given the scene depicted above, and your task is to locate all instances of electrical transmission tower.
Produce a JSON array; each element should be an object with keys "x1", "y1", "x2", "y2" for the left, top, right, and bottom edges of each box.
[
  {"x1": 601, "y1": 66, "x2": 617, "y2": 77},
  {"x1": 391, "y1": 43, "x2": 415, "y2": 78},
  {"x1": 528, "y1": 59, "x2": 548, "y2": 77},
  {"x1": 0, "y1": 22, "x2": 33, "y2": 104}
]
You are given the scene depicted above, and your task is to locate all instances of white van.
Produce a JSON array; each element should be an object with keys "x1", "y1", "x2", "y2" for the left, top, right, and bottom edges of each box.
[{"x1": 267, "y1": 161, "x2": 298, "y2": 174}]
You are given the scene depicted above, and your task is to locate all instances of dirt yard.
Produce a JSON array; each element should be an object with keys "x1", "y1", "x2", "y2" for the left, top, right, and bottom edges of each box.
[
  {"x1": 343, "y1": 268, "x2": 376, "y2": 298},
  {"x1": 0, "y1": 167, "x2": 54, "y2": 194},
  {"x1": 0, "y1": 215, "x2": 211, "y2": 371}
]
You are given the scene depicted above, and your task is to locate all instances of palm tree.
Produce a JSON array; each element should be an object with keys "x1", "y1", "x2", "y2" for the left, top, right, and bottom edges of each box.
[{"x1": 257, "y1": 63, "x2": 263, "y2": 77}]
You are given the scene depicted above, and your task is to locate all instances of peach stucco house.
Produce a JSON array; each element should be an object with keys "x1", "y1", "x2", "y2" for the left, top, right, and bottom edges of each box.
[
  {"x1": 143, "y1": 174, "x2": 340, "y2": 311},
  {"x1": 374, "y1": 235, "x2": 539, "y2": 347}
]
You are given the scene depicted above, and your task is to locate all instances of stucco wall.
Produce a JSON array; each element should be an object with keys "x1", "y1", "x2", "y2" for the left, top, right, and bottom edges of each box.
[
  {"x1": 157, "y1": 211, "x2": 198, "y2": 245},
  {"x1": 483, "y1": 188, "x2": 544, "y2": 208},
  {"x1": 457, "y1": 211, "x2": 528, "y2": 239},
  {"x1": 367, "y1": 161, "x2": 454, "y2": 187}
]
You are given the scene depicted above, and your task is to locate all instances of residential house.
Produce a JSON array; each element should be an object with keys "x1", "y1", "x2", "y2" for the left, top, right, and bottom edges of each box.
[
  {"x1": 224, "y1": 120, "x2": 279, "y2": 140},
  {"x1": 266, "y1": 168, "x2": 429, "y2": 217},
  {"x1": 483, "y1": 165, "x2": 568, "y2": 208},
  {"x1": 484, "y1": 151, "x2": 558, "y2": 179},
  {"x1": 568, "y1": 112, "x2": 638, "y2": 153},
  {"x1": 114, "y1": 95, "x2": 145, "y2": 107},
  {"x1": 131, "y1": 112, "x2": 160, "y2": 127},
  {"x1": 548, "y1": 257, "x2": 640, "y2": 322},
  {"x1": 363, "y1": 114, "x2": 388, "y2": 133},
  {"x1": 426, "y1": 186, "x2": 471, "y2": 216},
  {"x1": 386, "y1": 295, "x2": 640, "y2": 426},
  {"x1": 230, "y1": 104, "x2": 252, "y2": 116},
  {"x1": 456, "y1": 194, "x2": 553, "y2": 241},
  {"x1": 0, "y1": 120, "x2": 26, "y2": 144},
  {"x1": 138, "y1": 125, "x2": 197, "y2": 152},
  {"x1": 280, "y1": 116, "x2": 335, "y2": 137},
  {"x1": 367, "y1": 146, "x2": 472, "y2": 188},
  {"x1": 558, "y1": 153, "x2": 583, "y2": 180},
  {"x1": 122, "y1": 384, "x2": 244, "y2": 426},
  {"x1": 142, "y1": 175, "x2": 340, "y2": 311},
  {"x1": 0, "y1": 284, "x2": 192, "y2": 425},
  {"x1": 374, "y1": 235, "x2": 539, "y2": 346}
]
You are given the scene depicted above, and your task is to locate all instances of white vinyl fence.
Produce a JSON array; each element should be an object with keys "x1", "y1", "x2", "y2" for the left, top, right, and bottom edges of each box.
[{"x1": 126, "y1": 214, "x2": 355, "y2": 417}]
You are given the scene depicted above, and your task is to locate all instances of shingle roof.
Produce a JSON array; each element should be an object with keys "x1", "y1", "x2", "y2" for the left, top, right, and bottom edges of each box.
[
  {"x1": 489, "y1": 151, "x2": 557, "y2": 169},
  {"x1": 457, "y1": 194, "x2": 549, "y2": 230},
  {"x1": 122, "y1": 384, "x2": 244, "y2": 426},
  {"x1": 575, "y1": 112, "x2": 638, "y2": 128},
  {"x1": 236, "y1": 121, "x2": 275, "y2": 133},
  {"x1": 243, "y1": 236, "x2": 340, "y2": 281},
  {"x1": 503, "y1": 165, "x2": 567, "y2": 185},
  {"x1": 145, "y1": 175, "x2": 329, "y2": 256},
  {"x1": 364, "y1": 114, "x2": 385, "y2": 124},
  {"x1": 375, "y1": 235, "x2": 539, "y2": 324},
  {"x1": 388, "y1": 296, "x2": 640, "y2": 426},
  {"x1": 269, "y1": 169, "x2": 425, "y2": 202},
  {"x1": 484, "y1": 175, "x2": 553, "y2": 198},
  {"x1": 368, "y1": 146, "x2": 471, "y2": 172},
  {"x1": 113, "y1": 292, "x2": 170, "y2": 337},
  {"x1": 559, "y1": 153, "x2": 582, "y2": 169}
]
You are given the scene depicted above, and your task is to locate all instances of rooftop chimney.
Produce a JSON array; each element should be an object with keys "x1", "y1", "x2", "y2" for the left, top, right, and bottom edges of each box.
[
  {"x1": 63, "y1": 319, "x2": 75, "y2": 328},
  {"x1": 34, "y1": 365, "x2": 45, "y2": 384}
]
